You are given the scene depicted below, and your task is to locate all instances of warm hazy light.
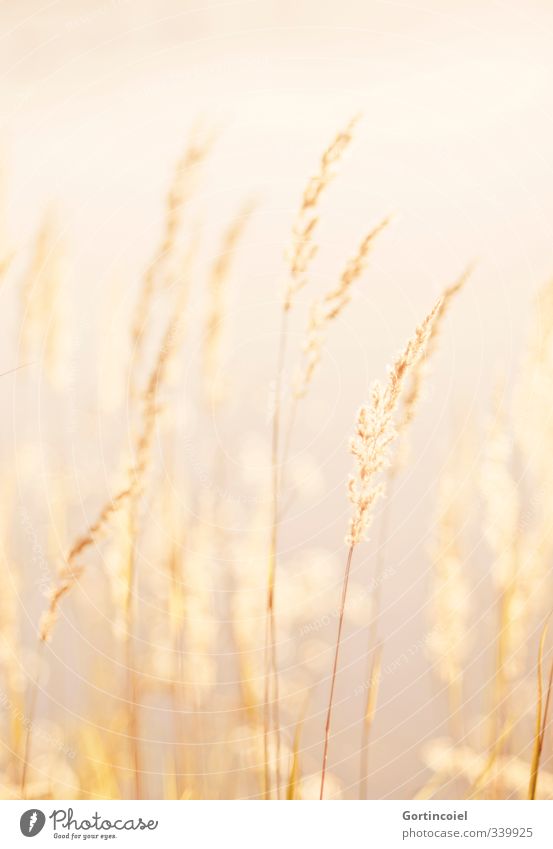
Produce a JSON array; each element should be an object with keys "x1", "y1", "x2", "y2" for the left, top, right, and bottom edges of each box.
[{"x1": 0, "y1": 0, "x2": 552, "y2": 803}]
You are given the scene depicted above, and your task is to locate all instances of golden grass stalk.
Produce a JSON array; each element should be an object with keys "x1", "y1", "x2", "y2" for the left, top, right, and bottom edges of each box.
[
  {"x1": 202, "y1": 199, "x2": 256, "y2": 406},
  {"x1": 283, "y1": 116, "x2": 358, "y2": 312},
  {"x1": 0, "y1": 480, "x2": 25, "y2": 777},
  {"x1": 122, "y1": 280, "x2": 192, "y2": 800},
  {"x1": 465, "y1": 719, "x2": 514, "y2": 800},
  {"x1": 515, "y1": 277, "x2": 553, "y2": 482},
  {"x1": 347, "y1": 298, "x2": 442, "y2": 548},
  {"x1": 512, "y1": 278, "x2": 553, "y2": 639},
  {"x1": 20, "y1": 283, "x2": 189, "y2": 798},
  {"x1": 277, "y1": 218, "x2": 390, "y2": 798},
  {"x1": 19, "y1": 209, "x2": 67, "y2": 388},
  {"x1": 279, "y1": 219, "x2": 390, "y2": 519},
  {"x1": 156, "y1": 477, "x2": 188, "y2": 797},
  {"x1": 39, "y1": 309, "x2": 178, "y2": 642},
  {"x1": 263, "y1": 118, "x2": 358, "y2": 800},
  {"x1": 320, "y1": 295, "x2": 443, "y2": 799},
  {"x1": 480, "y1": 401, "x2": 521, "y2": 763},
  {"x1": 358, "y1": 270, "x2": 470, "y2": 797},
  {"x1": 78, "y1": 726, "x2": 121, "y2": 800},
  {"x1": 423, "y1": 738, "x2": 553, "y2": 800},
  {"x1": 426, "y1": 440, "x2": 471, "y2": 736},
  {"x1": 123, "y1": 502, "x2": 142, "y2": 799},
  {"x1": 286, "y1": 699, "x2": 308, "y2": 800},
  {"x1": 395, "y1": 267, "x2": 472, "y2": 467},
  {"x1": 528, "y1": 619, "x2": 553, "y2": 800},
  {"x1": 291, "y1": 218, "x2": 390, "y2": 404},
  {"x1": 18, "y1": 645, "x2": 45, "y2": 797},
  {"x1": 358, "y1": 642, "x2": 382, "y2": 800},
  {"x1": 130, "y1": 127, "x2": 215, "y2": 394}
]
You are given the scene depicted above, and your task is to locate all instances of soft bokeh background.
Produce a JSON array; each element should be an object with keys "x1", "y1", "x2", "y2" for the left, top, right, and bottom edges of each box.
[{"x1": 1, "y1": 0, "x2": 553, "y2": 799}]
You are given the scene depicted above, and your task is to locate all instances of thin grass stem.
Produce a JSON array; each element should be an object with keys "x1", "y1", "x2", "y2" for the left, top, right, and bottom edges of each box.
[{"x1": 320, "y1": 543, "x2": 355, "y2": 800}]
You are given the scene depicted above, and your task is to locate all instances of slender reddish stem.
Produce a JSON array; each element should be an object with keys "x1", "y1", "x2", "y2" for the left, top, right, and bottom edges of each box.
[
  {"x1": 19, "y1": 642, "x2": 45, "y2": 798},
  {"x1": 320, "y1": 544, "x2": 355, "y2": 800}
]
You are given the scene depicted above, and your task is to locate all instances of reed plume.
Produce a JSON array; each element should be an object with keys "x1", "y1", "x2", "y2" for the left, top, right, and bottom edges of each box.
[
  {"x1": 8, "y1": 112, "x2": 553, "y2": 803},
  {"x1": 320, "y1": 295, "x2": 443, "y2": 799},
  {"x1": 130, "y1": 127, "x2": 215, "y2": 392},
  {"x1": 19, "y1": 209, "x2": 68, "y2": 389},
  {"x1": 120, "y1": 279, "x2": 191, "y2": 799},
  {"x1": 358, "y1": 269, "x2": 470, "y2": 796},
  {"x1": 395, "y1": 267, "x2": 472, "y2": 467},
  {"x1": 38, "y1": 288, "x2": 186, "y2": 623},
  {"x1": 347, "y1": 298, "x2": 442, "y2": 547},
  {"x1": 20, "y1": 280, "x2": 190, "y2": 798},
  {"x1": 38, "y1": 313, "x2": 176, "y2": 644},
  {"x1": 292, "y1": 218, "x2": 390, "y2": 402},
  {"x1": 264, "y1": 117, "x2": 358, "y2": 799},
  {"x1": 202, "y1": 199, "x2": 256, "y2": 406},
  {"x1": 284, "y1": 116, "x2": 358, "y2": 312}
]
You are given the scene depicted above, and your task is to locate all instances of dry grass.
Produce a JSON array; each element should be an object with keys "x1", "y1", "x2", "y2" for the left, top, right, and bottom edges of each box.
[
  {"x1": 528, "y1": 620, "x2": 553, "y2": 800},
  {"x1": 263, "y1": 116, "x2": 361, "y2": 800},
  {"x1": 1, "y1": 120, "x2": 552, "y2": 802},
  {"x1": 319, "y1": 295, "x2": 443, "y2": 799}
]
